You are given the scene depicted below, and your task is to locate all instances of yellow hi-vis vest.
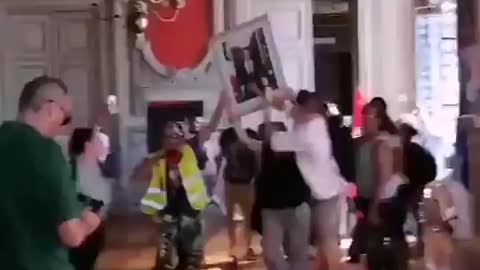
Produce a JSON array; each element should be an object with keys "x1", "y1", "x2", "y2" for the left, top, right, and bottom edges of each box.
[{"x1": 141, "y1": 145, "x2": 209, "y2": 215}]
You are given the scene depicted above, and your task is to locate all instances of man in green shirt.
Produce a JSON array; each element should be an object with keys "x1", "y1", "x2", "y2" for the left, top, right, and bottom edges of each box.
[{"x1": 0, "y1": 76, "x2": 101, "y2": 270}]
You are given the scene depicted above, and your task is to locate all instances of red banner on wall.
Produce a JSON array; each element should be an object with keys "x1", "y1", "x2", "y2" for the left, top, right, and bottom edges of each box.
[{"x1": 143, "y1": 0, "x2": 213, "y2": 70}]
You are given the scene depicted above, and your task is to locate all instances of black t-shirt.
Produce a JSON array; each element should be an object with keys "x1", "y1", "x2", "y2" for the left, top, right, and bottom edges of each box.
[
  {"x1": 163, "y1": 164, "x2": 198, "y2": 217},
  {"x1": 403, "y1": 142, "x2": 437, "y2": 189},
  {"x1": 256, "y1": 144, "x2": 310, "y2": 209},
  {"x1": 187, "y1": 135, "x2": 208, "y2": 171},
  {"x1": 224, "y1": 141, "x2": 258, "y2": 184}
]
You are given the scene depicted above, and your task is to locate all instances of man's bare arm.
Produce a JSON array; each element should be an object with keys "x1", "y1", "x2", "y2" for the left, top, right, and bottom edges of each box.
[
  {"x1": 58, "y1": 210, "x2": 100, "y2": 247},
  {"x1": 131, "y1": 157, "x2": 155, "y2": 181}
]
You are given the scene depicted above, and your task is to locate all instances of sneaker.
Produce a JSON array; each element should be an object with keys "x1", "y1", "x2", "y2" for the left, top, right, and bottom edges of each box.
[{"x1": 232, "y1": 212, "x2": 244, "y2": 222}]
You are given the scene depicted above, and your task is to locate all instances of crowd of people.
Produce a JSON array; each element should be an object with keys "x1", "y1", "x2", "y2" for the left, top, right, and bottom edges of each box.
[{"x1": 0, "y1": 75, "x2": 476, "y2": 270}]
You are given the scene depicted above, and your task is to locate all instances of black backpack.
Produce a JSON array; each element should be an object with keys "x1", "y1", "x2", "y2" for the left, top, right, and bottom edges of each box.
[
  {"x1": 224, "y1": 142, "x2": 258, "y2": 184},
  {"x1": 327, "y1": 116, "x2": 354, "y2": 181},
  {"x1": 404, "y1": 142, "x2": 437, "y2": 187}
]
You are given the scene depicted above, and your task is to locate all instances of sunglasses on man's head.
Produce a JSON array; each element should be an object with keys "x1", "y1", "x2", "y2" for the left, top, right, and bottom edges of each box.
[{"x1": 48, "y1": 100, "x2": 72, "y2": 126}]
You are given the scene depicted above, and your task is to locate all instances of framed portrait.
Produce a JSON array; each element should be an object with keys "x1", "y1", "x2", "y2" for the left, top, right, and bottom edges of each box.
[{"x1": 211, "y1": 15, "x2": 287, "y2": 114}]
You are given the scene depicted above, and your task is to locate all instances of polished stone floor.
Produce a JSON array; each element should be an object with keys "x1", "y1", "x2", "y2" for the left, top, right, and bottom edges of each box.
[
  {"x1": 97, "y1": 205, "x2": 268, "y2": 270},
  {"x1": 96, "y1": 200, "x2": 480, "y2": 270},
  {"x1": 95, "y1": 204, "x2": 434, "y2": 270}
]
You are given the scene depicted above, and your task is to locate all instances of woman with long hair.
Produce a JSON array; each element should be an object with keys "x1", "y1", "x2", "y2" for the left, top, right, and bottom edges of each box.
[
  {"x1": 363, "y1": 103, "x2": 410, "y2": 270},
  {"x1": 68, "y1": 128, "x2": 112, "y2": 270},
  {"x1": 219, "y1": 127, "x2": 258, "y2": 260}
]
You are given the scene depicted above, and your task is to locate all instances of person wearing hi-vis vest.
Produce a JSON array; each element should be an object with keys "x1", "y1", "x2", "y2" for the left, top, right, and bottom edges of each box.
[{"x1": 139, "y1": 121, "x2": 210, "y2": 270}]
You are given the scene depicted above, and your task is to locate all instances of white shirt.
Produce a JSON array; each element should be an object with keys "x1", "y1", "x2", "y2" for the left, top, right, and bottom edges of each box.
[
  {"x1": 77, "y1": 159, "x2": 112, "y2": 219},
  {"x1": 271, "y1": 117, "x2": 345, "y2": 200}
]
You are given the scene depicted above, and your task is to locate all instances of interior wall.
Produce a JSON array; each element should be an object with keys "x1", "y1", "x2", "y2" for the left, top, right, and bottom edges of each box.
[
  {"x1": 0, "y1": 0, "x2": 114, "y2": 124},
  {"x1": 129, "y1": 0, "x2": 223, "y2": 120},
  {"x1": 0, "y1": 3, "x2": 6, "y2": 122},
  {"x1": 357, "y1": 0, "x2": 416, "y2": 120},
  {"x1": 458, "y1": 0, "x2": 480, "y2": 235},
  {"x1": 124, "y1": 0, "x2": 224, "y2": 212},
  {"x1": 313, "y1": 1, "x2": 355, "y2": 115},
  {"x1": 130, "y1": 52, "x2": 222, "y2": 118}
]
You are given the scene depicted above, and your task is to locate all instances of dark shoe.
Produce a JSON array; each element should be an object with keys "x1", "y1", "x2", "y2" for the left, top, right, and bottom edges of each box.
[
  {"x1": 347, "y1": 255, "x2": 360, "y2": 264},
  {"x1": 229, "y1": 256, "x2": 239, "y2": 269},
  {"x1": 246, "y1": 248, "x2": 257, "y2": 259}
]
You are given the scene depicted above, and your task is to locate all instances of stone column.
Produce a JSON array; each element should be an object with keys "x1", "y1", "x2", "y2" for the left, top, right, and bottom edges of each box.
[
  {"x1": 357, "y1": 0, "x2": 416, "y2": 119},
  {"x1": 458, "y1": 0, "x2": 480, "y2": 236}
]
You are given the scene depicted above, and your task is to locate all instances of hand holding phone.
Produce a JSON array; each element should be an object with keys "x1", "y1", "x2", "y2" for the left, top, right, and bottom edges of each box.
[{"x1": 78, "y1": 194, "x2": 105, "y2": 213}]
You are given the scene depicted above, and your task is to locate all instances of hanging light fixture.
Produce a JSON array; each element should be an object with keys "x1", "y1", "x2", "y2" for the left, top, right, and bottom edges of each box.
[
  {"x1": 129, "y1": 0, "x2": 149, "y2": 33},
  {"x1": 136, "y1": 15, "x2": 149, "y2": 31}
]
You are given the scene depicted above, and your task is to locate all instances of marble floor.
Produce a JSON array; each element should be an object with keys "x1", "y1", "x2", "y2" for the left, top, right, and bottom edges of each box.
[
  {"x1": 97, "y1": 205, "x2": 268, "y2": 270},
  {"x1": 96, "y1": 201, "x2": 480, "y2": 269},
  {"x1": 95, "y1": 204, "x2": 415, "y2": 270}
]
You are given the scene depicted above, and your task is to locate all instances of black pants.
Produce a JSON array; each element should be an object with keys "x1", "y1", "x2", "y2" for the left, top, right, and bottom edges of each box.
[
  {"x1": 70, "y1": 223, "x2": 106, "y2": 270},
  {"x1": 366, "y1": 226, "x2": 409, "y2": 270},
  {"x1": 348, "y1": 197, "x2": 371, "y2": 259},
  {"x1": 367, "y1": 194, "x2": 410, "y2": 270},
  {"x1": 409, "y1": 185, "x2": 425, "y2": 256}
]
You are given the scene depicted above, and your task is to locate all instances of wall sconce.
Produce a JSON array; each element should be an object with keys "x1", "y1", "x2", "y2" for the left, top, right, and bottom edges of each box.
[
  {"x1": 128, "y1": 0, "x2": 149, "y2": 33},
  {"x1": 128, "y1": 0, "x2": 188, "y2": 33}
]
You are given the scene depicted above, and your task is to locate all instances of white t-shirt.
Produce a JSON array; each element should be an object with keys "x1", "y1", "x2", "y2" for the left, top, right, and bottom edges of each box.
[
  {"x1": 271, "y1": 117, "x2": 345, "y2": 200},
  {"x1": 76, "y1": 159, "x2": 112, "y2": 219}
]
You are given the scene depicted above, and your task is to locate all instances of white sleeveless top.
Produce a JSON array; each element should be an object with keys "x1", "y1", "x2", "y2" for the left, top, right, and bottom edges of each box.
[{"x1": 377, "y1": 133, "x2": 405, "y2": 199}]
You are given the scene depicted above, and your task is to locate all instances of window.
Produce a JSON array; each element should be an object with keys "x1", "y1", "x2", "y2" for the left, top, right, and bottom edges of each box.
[{"x1": 415, "y1": 1, "x2": 459, "y2": 179}]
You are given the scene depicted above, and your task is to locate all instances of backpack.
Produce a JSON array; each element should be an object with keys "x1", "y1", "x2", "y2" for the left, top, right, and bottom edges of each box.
[
  {"x1": 327, "y1": 116, "x2": 354, "y2": 181},
  {"x1": 224, "y1": 142, "x2": 258, "y2": 184},
  {"x1": 404, "y1": 142, "x2": 437, "y2": 187}
]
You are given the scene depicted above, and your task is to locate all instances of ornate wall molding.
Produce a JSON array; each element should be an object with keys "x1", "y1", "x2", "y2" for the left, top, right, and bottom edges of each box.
[{"x1": 134, "y1": 0, "x2": 224, "y2": 78}]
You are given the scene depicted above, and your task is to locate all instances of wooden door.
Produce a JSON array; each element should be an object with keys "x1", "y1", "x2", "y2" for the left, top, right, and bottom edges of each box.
[
  {"x1": 4, "y1": 15, "x2": 52, "y2": 120},
  {"x1": 2, "y1": 10, "x2": 99, "y2": 127},
  {"x1": 53, "y1": 11, "x2": 99, "y2": 127}
]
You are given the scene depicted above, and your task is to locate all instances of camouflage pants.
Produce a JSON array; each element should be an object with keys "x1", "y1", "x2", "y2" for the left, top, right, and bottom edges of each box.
[{"x1": 155, "y1": 214, "x2": 204, "y2": 270}]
